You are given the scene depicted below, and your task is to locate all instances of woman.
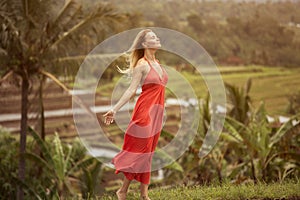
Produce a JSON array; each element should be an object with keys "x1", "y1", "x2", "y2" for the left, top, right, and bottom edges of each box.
[{"x1": 103, "y1": 29, "x2": 168, "y2": 200}]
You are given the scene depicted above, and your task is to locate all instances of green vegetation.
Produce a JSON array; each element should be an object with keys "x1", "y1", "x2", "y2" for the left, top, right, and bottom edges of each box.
[
  {"x1": 109, "y1": 0, "x2": 300, "y2": 67},
  {"x1": 1, "y1": 0, "x2": 300, "y2": 199},
  {"x1": 1, "y1": 123, "x2": 299, "y2": 199},
  {"x1": 190, "y1": 66, "x2": 300, "y2": 115},
  {"x1": 101, "y1": 180, "x2": 300, "y2": 200},
  {"x1": 0, "y1": 1, "x2": 123, "y2": 198},
  {"x1": 0, "y1": 127, "x2": 105, "y2": 199},
  {"x1": 98, "y1": 65, "x2": 300, "y2": 116}
]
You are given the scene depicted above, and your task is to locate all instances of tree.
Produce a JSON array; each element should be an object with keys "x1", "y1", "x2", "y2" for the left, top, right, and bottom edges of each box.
[
  {"x1": 187, "y1": 13, "x2": 205, "y2": 33},
  {"x1": 0, "y1": 0, "x2": 123, "y2": 199},
  {"x1": 153, "y1": 14, "x2": 175, "y2": 29}
]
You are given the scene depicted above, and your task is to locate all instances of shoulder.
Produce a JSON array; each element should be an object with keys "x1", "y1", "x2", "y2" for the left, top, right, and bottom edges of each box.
[
  {"x1": 134, "y1": 58, "x2": 148, "y2": 72},
  {"x1": 136, "y1": 58, "x2": 148, "y2": 67}
]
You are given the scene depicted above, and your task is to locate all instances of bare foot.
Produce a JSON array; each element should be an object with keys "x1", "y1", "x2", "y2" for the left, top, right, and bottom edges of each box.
[
  {"x1": 116, "y1": 189, "x2": 127, "y2": 200},
  {"x1": 140, "y1": 195, "x2": 151, "y2": 200}
]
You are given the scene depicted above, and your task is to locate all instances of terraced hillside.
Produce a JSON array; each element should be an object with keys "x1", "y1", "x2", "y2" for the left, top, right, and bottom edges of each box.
[
  {"x1": 1, "y1": 65, "x2": 299, "y2": 137},
  {"x1": 175, "y1": 65, "x2": 300, "y2": 116},
  {"x1": 0, "y1": 65, "x2": 299, "y2": 190}
]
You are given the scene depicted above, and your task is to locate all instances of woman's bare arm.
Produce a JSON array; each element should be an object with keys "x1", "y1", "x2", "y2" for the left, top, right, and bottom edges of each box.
[
  {"x1": 102, "y1": 62, "x2": 146, "y2": 125},
  {"x1": 111, "y1": 64, "x2": 144, "y2": 112}
]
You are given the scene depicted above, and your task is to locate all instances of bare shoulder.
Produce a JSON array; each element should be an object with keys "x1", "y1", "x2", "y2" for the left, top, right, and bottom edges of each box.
[
  {"x1": 135, "y1": 58, "x2": 148, "y2": 72},
  {"x1": 137, "y1": 57, "x2": 148, "y2": 65}
]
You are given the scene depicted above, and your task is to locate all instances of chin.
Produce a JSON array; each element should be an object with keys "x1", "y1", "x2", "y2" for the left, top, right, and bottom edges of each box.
[{"x1": 149, "y1": 46, "x2": 160, "y2": 51}]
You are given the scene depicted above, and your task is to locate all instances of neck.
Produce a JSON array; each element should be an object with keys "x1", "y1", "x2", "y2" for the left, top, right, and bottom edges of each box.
[{"x1": 144, "y1": 49, "x2": 156, "y2": 62}]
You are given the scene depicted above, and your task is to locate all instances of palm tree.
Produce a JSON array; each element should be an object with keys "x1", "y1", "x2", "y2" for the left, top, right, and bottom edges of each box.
[{"x1": 0, "y1": 0, "x2": 124, "y2": 199}]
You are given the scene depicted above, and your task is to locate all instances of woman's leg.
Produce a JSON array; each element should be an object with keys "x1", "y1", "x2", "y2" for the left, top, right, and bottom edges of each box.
[
  {"x1": 140, "y1": 183, "x2": 149, "y2": 198},
  {"x1": 116, "y1": 176, "x2": 131, "y2": 199}
]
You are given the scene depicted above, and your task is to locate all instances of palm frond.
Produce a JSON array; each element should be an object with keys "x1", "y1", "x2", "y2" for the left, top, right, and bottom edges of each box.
[
  {"x1": 80, "y1": 161, "x2": 102, "y2": 197},
  {"x1": 0, "y1": 0, "x2": 23, "y2": 19},
  {"x1": 68, "y1": 157, "x2": 100, "y2": 175},
  {"x1": 264, "y1": 151, "x2": 291, "y2": 168},
  {"x1": 49, "y1": 3, "x2": 123, "y2": 49},
  {"x1": 0, "y1": 69, "x2": 13, "y2": 84},
  {"x1": 224, "y1": 117, "x2": 244, "y2": 143},
  {"x1": 27, "y1": 126, "x2": 54, "y2": 166},
  {"x1": 51, "y1": 0, "x2": 81, "y2": 28},
  {"x1": 270, "y1": 113, "x2": 300, "y2": 147},
  {"x1": 0, "y1": 5, "x2": 29, "y2": 54},
  {"x1": 11, "y1": 175, "x2": 43, "y2": 200},
  {"x1": 24, "y1": 152, "x2": 53, "y2": 172},
  {"x1": 165, "y1": 160, "x2": 184, "y2": 172},
  {"x1": 220, "y1": 132, "x2": 241, "y2": 143},
  {"x1": 244, "y1": 78, "x2": 252, "y2": 94},
  {"x1": 225, "y1": 80, "x2": 252, "y2": 123},
  {"x1": 39, "y1": 69, "x2": 95, "y2": 117},
  {"x1": 225, "y1": 115, "x2": 262, "y2": 153},
  {"x1": 154, "y1": 147, "x2": 184, "y2": 172},
  {"x1": 53, "y1": 132, "x2": 67, "y2": 180},
  {"x1": 46, "y1": 0, "x2": 81, "y2": 44}
]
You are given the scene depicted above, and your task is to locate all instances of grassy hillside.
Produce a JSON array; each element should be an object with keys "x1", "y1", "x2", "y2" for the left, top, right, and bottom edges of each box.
[{"x1": 101, "y1": 180, "x2": 300, "y2": 200}]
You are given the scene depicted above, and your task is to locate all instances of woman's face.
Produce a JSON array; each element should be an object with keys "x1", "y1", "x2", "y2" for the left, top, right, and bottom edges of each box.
[{"x1": 143, "y1": 31, "x2": 161, "y2": 49}]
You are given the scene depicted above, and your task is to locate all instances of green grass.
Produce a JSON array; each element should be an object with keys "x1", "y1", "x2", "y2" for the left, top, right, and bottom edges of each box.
[{"x1": 99, "y1": 180, "x2": 300, "y2": 200}]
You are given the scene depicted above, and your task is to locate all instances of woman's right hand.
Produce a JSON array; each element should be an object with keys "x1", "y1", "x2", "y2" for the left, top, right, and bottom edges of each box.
[{"x1": 102, "y1": 109, "x2": 116, "y2": 125}]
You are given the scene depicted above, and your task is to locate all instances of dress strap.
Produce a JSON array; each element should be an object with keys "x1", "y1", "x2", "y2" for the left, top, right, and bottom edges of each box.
[
  {"x1": 143, "y1": 57, "x2": 160, "y2": 68},
  {"x1": 143, "y1": 56, "x2": 164, "y2": 80},
  {"x1": 143, "y1": 56, "x2": 152, "y2": 68}
]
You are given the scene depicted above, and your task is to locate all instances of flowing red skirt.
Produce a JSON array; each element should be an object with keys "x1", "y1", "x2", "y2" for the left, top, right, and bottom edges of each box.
[{"x1": 111, "y1": 59, "x2": 168, "y2": 184}]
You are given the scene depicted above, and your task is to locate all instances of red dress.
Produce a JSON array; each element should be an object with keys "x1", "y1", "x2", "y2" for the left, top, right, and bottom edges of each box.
[{"x1": 111, "y1": 57, "x2": 168, "y2": 184}]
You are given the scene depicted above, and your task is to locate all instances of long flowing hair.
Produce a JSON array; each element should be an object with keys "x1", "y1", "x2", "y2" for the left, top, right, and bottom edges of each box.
[{"x1": 117, "y1": 29, "x2": 152, "y2": 75}]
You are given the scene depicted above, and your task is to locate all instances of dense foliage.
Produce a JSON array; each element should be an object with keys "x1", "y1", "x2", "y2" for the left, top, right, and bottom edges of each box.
[
  {"x1": 0, "y1": 127, "x2": 105, "y2": 199},
  {"x1": 111, "y1": 0, "x2": 300, "y2": 67}
]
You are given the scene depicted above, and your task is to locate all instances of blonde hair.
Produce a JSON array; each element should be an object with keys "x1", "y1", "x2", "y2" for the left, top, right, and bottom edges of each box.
[{"x1": 117, "y1": 29, "x2": 153, "y2": 74}]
